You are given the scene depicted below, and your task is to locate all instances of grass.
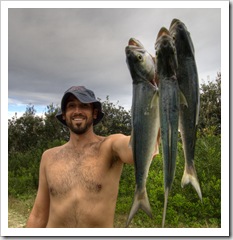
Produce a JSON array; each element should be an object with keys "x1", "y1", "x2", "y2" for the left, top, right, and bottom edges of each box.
[{"x1": 8, "y1": 195, "x2": 35, "y2": 228}]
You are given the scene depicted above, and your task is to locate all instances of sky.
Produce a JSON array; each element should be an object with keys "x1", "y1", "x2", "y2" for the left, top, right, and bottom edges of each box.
[{"x1": 5, "y1": 3, "x2": 223, "y2": 119}]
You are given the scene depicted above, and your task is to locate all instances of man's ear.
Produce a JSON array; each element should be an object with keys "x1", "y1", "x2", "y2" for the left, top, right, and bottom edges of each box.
[
  {"x1": 62, "y1": 112, "x2": 66, "y2": 120},
  {"x1": 93, "y1": 109, "x2": 98, "y2": 119}
]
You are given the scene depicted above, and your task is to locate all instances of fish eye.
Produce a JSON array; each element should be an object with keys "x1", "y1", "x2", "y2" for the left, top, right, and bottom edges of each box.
[
  {"x1": 137, "y1": 54, "x2": 143, "y2": 61},
  {"x1": 126, "y1": 49, "x2": 131, "y2": 56}
]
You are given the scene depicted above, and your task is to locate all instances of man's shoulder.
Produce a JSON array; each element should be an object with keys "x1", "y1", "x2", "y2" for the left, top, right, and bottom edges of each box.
[
  {"x1": 42, "y1": 143, "x2": 67, "y2": 160},
  {"x1": 108, "y1": 133, "x2": 131, "y2": 145},
  {"x1": 95, "y1": 134, "x2": 125, "y2": 144},
  {"x1": 97, "y1": 133, "x2": 128, "y2": 150},
  {"x1": 100, "y1": 134, "x2": 130, "y2": 151},
  {"x1": 105, "y1": 133, "x2": 128, "y2": 141}
]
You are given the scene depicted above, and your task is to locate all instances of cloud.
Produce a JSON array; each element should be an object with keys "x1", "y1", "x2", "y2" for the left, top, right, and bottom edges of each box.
[{"x1": 8, "y1": 8, "x2": 221, "y2": 112}]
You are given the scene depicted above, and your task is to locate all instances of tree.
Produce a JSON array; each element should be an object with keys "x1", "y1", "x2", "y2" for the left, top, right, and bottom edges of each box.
[
  {"x1": 8, "y1": 104, "x2": 44, "y2": 153},
  {"x1": 43, "y1": 103, "x2": 69, "y2": 143},
  {"x1": 198, "y1": 72, "x2": 221, "y2": 135},
  {"x1": 94, "y1": 96, "x2": 131, "y2": 136}
]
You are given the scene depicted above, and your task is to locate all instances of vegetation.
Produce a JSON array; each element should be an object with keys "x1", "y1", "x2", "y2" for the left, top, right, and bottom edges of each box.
[
  {"x1": 198, "y1": 72, "x2": 221, "y2": 136},
  {"x1": 8, "y1": 73, "x2": 221, "y2": 227}
]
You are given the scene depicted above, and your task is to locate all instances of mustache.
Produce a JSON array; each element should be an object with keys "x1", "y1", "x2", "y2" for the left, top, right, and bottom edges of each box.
[{"x1": 71, "y1": 114, "x2": 86, "y2": 119}]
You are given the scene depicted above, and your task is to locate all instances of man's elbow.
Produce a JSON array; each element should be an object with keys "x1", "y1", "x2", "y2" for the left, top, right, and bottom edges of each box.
[{"x1": 26, "y1": 211, "x2": 48, "y2": 228}]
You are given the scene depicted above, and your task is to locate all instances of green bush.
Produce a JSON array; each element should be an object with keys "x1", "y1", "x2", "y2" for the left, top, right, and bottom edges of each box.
[
  {"x1": 8, "y1": 168, "x2": 35, "y2": 196},
  {"x1": 116, "y1": 133, "x2": 221, "y2": 227},
  {"x1": 8, "y1": 139, "x2": 66, "y2": 197}
]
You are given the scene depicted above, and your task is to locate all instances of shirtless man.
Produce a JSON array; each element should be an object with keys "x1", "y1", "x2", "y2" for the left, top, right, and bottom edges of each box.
[{"x1": 26, "y1": 86, "x2": 133, "y2": 228}]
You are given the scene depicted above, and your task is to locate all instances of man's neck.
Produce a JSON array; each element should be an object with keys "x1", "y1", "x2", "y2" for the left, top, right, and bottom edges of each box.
[{"x1": 68, "y1": 127, "x2": 97, "y2": 148}]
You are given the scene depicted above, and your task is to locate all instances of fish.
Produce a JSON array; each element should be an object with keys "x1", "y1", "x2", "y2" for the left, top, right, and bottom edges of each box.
[
  {"x1": 154, "y1": 27, "x2": 180, "y2": 227},
  {"x1": 125, "y1": 38, "x2": 160, "y2": 227},
  {"x1": 169, "y1": 19, "x2": 202, "y2": 201}
]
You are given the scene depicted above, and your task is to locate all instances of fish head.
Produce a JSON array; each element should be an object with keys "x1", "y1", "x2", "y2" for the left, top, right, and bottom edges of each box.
[
  {"x1": 169, "y1": 19, "x2": 195, "y2": 57},
  {"x1": 125, "y1": 38, "x2": 156, "y2": 85},
  {"x1": 155, "y1": 27, "x2": 178, "y2": 76}
]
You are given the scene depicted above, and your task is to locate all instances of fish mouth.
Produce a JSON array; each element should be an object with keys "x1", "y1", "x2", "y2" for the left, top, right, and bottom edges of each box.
[
  {"x1": 169, "y1": 18, "x2": 187, "y2": 34},
  {"x1": 125, "y1": 38, "x2": 145, "y2": 54},
  {"x1": 169, "y1": 18, "x2": 181, "y2": 30},
  {"x1": 169, "y1": 19, "x2": 194, "y2": 54},
  {"x1": 155, "y1": 27, "x2": 173, "y2": 50},
  {"x1": 155, "y1": 27, "x2": 178, "y2": 72},
  {"x1": 156, "y1": 27, "x2": 170, "y2": 40},
  {"x1": 128, "y1": 38, "x2": 144, "y2": 48}
]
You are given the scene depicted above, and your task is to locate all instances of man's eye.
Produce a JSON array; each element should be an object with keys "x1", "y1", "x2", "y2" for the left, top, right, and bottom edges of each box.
[
  {"x1": 67, "y1": 103, "x2": 75, "y2": 108},
  {"x1": 82, "y1": 104, "x2": 89, "y2": 108}
]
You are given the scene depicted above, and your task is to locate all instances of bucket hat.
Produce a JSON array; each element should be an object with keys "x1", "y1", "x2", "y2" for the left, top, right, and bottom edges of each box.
[{"x1": 56, "y1": 86, "x2": 104, "y2": 126}]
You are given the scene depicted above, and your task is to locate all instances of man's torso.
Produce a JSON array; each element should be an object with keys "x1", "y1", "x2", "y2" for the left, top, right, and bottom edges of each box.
[{"x1": 44, "y1": 136, "x2": 124, "y2": 227}]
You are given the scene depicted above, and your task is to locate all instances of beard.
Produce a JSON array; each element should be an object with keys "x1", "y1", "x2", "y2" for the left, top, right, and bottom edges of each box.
[{"x1": 66, "y1": 115, "x2": 94, "y2": 135}]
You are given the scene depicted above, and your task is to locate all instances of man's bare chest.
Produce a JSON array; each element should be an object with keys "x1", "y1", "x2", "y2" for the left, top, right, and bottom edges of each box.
[{"x1": 46, "y1": 149, "x2": 107, "y2": 197}]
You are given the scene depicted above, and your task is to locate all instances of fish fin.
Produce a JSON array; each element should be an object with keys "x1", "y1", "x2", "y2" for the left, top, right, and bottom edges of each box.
[
  {"x1": 181, "y1": 166, "x2": 202, "y2": 201},
  {"x1": 195, "y1": 102, "x2": 200, "y2": 125},
  {"x1": 150, "y1": 90, "x2": 159, "y2": 109},
  {"x1": 126, "y1": 189, "x2": 152, "y2": 227},
  {"x1": 154, "y1": 128, "x2": 161, "y2": 156},
  {"x1": 196, "y1": 89, "x2": 200, "y2": 125},
  {"x1": 155, "y1": 71, "x2": 159, "y2": 86},
  {"x1": 180, "y1": 91, "x2": 188, "y2": 107},
  {"x1": 162, "y1": 187, "x2": 169, "y2": 228},
  {"x1": 129, "y1": 130, "x2": 133, "y2": 148},
  {"x1": 154, "y1": 141, "x2": 160, "y2": 155},
  {"x1": 178, "y1": 120, "x2": 181, "y2": 132}
]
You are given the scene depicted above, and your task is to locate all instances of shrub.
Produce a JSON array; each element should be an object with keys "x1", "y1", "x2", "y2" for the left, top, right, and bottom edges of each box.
[{"x1": 116, "y1": 134, "x2": 221, "y2": 227}]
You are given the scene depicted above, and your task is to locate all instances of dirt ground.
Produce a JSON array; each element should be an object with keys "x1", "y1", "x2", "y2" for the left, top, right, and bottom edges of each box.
[{"x1": 8, "y1": 208, "x2": 27, "y2": 228}]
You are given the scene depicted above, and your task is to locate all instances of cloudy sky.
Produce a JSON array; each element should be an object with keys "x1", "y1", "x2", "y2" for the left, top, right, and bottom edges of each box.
[{"x1": 6, "y1": 3, "x2": 223, "y2": 118}]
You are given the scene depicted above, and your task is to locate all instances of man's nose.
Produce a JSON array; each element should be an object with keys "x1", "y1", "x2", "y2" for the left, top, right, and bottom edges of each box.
[{"x1": 73, "y1": 105, "x2": 82, "y2": 114}]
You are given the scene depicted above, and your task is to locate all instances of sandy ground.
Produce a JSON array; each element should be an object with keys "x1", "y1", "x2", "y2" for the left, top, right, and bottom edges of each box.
[{"x1": 8, "y1": 208, "x2": 27, "y2": 228}]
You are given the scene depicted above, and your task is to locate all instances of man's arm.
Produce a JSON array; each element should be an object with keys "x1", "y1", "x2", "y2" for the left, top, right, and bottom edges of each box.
[
  {"x1": 26, "y1": 151, "x2": 50, "y2": 228},
  {"x1": 111, "y1": 134, "x2": 134, "y2": 165}
]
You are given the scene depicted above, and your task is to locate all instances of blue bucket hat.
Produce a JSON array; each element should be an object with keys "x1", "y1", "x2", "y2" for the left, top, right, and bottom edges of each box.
[{"x1": 56, "y1": 86, "x2": 104, "y2": 126}]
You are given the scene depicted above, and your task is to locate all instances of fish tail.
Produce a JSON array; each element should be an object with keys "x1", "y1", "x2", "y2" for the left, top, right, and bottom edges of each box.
[
  {"x1": 181, "y1": 165, "x2": 202, "y2": 201},
  {"x1": 126, "y1": 188, "x2": 152, "y2": 227},
  {"x1": 162, "y1": 187, "x2": 169, "y2": 228}
]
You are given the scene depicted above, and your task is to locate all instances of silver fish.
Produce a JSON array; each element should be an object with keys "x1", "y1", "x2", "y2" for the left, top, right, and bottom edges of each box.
[
  {"x1": 125, "y1": 38, "x2": 160, "y2": 227},
  {"x1": 169, "y1": 19, "x2": 202, "y2": 201},
  {"x1": 155, "y1": 27, "x2": 179, "y2": 227}
]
